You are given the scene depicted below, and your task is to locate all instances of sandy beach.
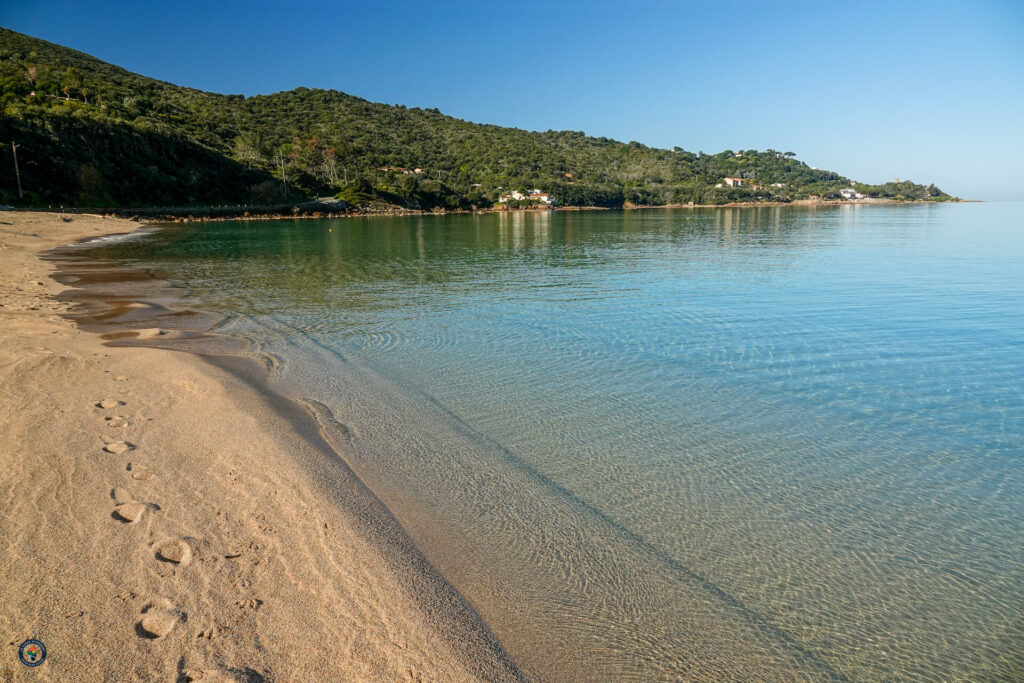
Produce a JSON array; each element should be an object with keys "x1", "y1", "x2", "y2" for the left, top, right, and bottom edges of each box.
[{"x1": 0, "y1": 212, "x2": 520, "y2": 682}]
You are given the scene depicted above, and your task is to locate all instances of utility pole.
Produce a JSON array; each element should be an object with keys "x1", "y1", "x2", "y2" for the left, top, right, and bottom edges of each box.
[{"x1": 10, "y1": 141, "x2": 23, "y2": 200}]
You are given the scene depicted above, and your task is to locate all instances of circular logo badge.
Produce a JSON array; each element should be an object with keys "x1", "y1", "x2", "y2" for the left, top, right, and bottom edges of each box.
[{"x1": 18, "y1": 639, "x2": 46, "y2": 667}]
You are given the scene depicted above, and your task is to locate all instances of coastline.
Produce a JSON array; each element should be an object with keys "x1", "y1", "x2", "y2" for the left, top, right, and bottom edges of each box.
[
  {"x1": 0, "y1": 212, "x2": 522, "y2": 681},
  {"x1": 622, "y1": 197, "x2": 967, "y2": 210},
  {"x1": 1, "y1": 196, "x2": 964, "y2": 225}
]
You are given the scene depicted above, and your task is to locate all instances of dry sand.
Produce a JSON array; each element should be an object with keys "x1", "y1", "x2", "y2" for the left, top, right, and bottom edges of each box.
[{"x1": 0, "y1": 212, "x2": 521, "y2": 682}]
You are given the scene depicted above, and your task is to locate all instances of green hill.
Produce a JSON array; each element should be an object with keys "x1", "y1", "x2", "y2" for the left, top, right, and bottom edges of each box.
[{"x1": 0, "y1": 27, "x2": 953, "y2": 209}]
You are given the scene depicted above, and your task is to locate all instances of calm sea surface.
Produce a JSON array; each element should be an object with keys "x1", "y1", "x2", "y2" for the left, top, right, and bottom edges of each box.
[{"x1": 84, "y1": 204, "x2": 1023, "y2": 680}]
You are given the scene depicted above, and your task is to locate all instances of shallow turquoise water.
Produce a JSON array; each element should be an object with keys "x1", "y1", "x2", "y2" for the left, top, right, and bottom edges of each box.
[{"x1": 86, "y1": 204, "x2": 1023, "y2": 680}]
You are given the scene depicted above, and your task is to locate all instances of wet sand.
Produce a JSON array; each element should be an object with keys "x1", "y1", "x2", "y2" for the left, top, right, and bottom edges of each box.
[{"x1": 0, "y1": 212, "x2": 521, "y2": 681}]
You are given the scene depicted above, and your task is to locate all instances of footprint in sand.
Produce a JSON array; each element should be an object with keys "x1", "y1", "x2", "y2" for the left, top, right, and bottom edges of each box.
[
  {"x1": 171, "y1": 378, "x2": 202, "y2": 393},
  {"x1": 103, "y1": 440, "x2": 134, "y2": 455},
  {"x1": 127, "y1": 462, "x2": 155, "y2": 481},
  {"x1": 138, "y1": 598, "x2": 184, "y2": 639},
  {"x1": 155, "y1": 539, "x2": 193, "y2": 566},
  {"x1": 181, "y1": 665, "x2": 219, "y2": 681},
  {"x1": 96, "y1": 398, "x2": 124, "y2": 409},
  {"x1": 113, "y1": 502, "x2": 149, "y2": 523},
  {"x1": 110, "y1": 488, "x2": 158, "y2": 524},
  {"x1": 180, "y1": 666, "x2": 238, "y2": 682},
  {"x1": 112, "y1": 487, "x2": 133, "y2": 505},
  {"x1": 104, "y1": 415, "x2": 128, "y2": 428},
  {"x1": 195, "y1": 625, "x2": 225, "y2": 640}
]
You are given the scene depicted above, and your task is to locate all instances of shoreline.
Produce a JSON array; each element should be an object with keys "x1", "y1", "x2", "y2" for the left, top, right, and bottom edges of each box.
[
  {"x1": 0, "y1": 211, "x2": 522, "y2": 681},
  {"x1": 622, "y1": 197, "x2": 968, "y2": 209},
  {"x1": 2, "y1": 197, "x2": 965, "y2": 224}
]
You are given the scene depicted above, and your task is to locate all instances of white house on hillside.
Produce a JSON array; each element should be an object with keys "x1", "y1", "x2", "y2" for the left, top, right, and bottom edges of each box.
[
  {"x1": 528, "y1": 189, "x2": 556, "y2": 204},
  {"x1": 840, "y1": 188, "x2": 863, "y2": 199},
  {"x1": 498, "y1": 189, "x2": 557, "y2": 205}
]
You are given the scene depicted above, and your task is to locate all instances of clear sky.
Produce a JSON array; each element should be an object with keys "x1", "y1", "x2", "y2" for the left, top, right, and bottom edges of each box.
[{"x1": 3, "y1": 0, "x2": 1022, "y2": 199}]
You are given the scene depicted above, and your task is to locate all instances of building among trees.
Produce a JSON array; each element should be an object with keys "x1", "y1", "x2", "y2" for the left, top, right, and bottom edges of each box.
[{"x1": 498, "y1": 189, "x2": 556, "y2": 205}]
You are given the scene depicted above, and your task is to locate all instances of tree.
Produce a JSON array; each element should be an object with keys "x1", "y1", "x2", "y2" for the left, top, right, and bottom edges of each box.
[{"x1": 61, "y1": 66, "x2": 82, "y2": 100}]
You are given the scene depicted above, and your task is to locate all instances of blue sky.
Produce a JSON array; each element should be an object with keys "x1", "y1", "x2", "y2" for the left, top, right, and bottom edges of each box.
[{"x1": 3, "y1": 0, "x2": 1022, "y2": 199}]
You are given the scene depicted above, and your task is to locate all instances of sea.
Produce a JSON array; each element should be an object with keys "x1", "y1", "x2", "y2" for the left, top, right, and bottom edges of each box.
[{"x1": 71, "y1": 203, "x2": 1023, "y2": 680}]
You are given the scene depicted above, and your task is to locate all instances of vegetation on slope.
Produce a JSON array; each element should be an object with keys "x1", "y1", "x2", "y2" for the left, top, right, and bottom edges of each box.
[{"x1": 0, "y1": 27, "x2": 953, "y2": 209}]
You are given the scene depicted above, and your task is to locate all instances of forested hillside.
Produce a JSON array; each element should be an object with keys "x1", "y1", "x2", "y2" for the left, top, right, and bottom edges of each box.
[{"x1": 0, "y1": 27, "x2": 953, "y2": 209}]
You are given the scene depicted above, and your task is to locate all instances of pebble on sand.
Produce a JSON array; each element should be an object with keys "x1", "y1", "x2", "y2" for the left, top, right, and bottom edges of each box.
[
  {"x1": 133, "y1": 328, "x2": 168, "y2": 339},
  {"x1": 103, "y1": 441, "x2": 132, "y2": 454},
  {"x1": 97, "y1": 399, "x2": 122, "y2": 409}
]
